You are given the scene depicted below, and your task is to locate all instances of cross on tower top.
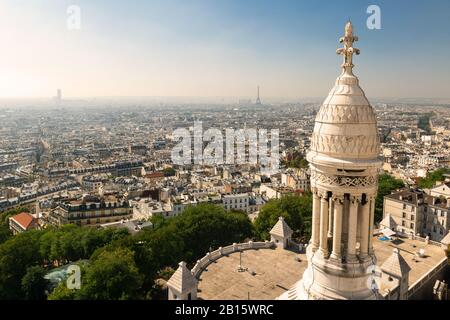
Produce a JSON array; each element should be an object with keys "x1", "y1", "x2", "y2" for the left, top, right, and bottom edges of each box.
[{"x1": 336, "y1": 21, "x2": 360, "y2": 72}]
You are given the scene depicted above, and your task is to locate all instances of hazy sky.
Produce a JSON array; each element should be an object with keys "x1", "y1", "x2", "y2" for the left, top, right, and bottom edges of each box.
[{"x1": 0, "y1": 0, "x2": 449, "y2": 99}]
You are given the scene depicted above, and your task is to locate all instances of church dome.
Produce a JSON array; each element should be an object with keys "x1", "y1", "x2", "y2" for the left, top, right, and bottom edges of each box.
[{"x1": 308, "y1": 22, "x2": 380, "y2": 167}]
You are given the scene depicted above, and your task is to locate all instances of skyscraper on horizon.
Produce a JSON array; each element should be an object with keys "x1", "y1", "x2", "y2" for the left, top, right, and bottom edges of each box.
[{"x1": 55, "y1": 89, "x2": 62, "y2": 105}]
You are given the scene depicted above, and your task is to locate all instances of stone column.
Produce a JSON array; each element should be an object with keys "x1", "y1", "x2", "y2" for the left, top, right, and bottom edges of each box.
[
  {"x1": 328, "y1": 196, "x2": 334, "y2": 237},
  {"x1": 359, "y1": 199, "x2": 370, "y2": 258},
  {"x1": 319, "y1": 194, "x2": 329, "y2": 257},
  {"x1": 368, "y1": 196, "x2": 375, "y2": 255},
  {"x1": 347, "y1": 195, "x2": 359, "y2": 261},
  {"x1": 331, "y1": 195, "x2": 343, "y2": 260},
  {"x1": 311, "y1": 189, "x2": 321, "y2": 252}
]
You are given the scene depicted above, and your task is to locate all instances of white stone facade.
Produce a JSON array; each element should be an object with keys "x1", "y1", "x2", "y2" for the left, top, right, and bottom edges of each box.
[{"x1": 279, "y1": 22, "x2": 382, "y2": 300}]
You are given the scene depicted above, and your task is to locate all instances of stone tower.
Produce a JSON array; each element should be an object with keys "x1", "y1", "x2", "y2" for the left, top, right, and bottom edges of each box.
[
  {"x1": 381, "y1": 248, "x2": 411, "y2": 300},
  {"x1": 270, "y1": 216, "x2": 293, "y2": 249},
  {"x1": 167, "y1": 261, "x2": 198, "y2": 300},
  {"x1": 279, "y1": 21, "x2": 381, "y2": 300}
]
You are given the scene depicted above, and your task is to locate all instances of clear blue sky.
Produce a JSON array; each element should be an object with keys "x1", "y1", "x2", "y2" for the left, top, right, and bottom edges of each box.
[{"x1": 1, "y1": 0, "x2": 449, "y2": 99}]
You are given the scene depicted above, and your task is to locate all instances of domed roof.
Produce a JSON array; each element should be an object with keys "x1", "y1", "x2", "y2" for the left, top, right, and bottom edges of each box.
[{"x1": 308, "y1": 22, "x2": 380, "y2": 166}]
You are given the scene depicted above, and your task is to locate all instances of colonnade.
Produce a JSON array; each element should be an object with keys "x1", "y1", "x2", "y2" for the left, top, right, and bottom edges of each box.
[{"x1": 310, "y1": 188, "x2": 375, "y2": 261}]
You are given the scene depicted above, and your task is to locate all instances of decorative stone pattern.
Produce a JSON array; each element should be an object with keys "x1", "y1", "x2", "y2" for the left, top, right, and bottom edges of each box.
[
  {"x1": 310, "y1": 132, "x2": 379, "y2": 156},
  {"x1": 316, "y1": 105, "x2": 377, "y2": 124},
  {"x1": 311, "y1": 171, "x2": 377, "y2": 188}
]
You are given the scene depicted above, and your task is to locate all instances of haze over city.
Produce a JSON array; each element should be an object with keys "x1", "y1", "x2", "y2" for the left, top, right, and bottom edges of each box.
[
  {"x1": 1, "y1": 0, "x2": 450, "y2": 307},
  {"x1": 1, "y1": 0, "x2": 450, "y2": 100}
]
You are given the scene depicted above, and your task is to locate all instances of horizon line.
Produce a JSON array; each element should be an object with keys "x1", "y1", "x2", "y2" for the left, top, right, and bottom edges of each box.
[{"x1": 1, "y1": 95, "x2": 450, "y2": 101}]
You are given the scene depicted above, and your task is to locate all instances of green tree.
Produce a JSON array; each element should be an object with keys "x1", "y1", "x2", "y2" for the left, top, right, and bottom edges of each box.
[
  {"x1": 0, "y1": 224, "x2": 11, "y2": 244},
  {"x1": 47, "y1": 282, "x2": 77, "y2": 300},
  {"x1": 1, "y1": 203, "x2": 253, "y2": 300},
  {"x1": 254, "y1": 193, "x2": 312, "y2": 241},
  {"x1": 417, "y1": 168, "x2": 450, "y2": 189},
  {"x1": 0, "y1": 224, "x2": 131, "y2": 299},
  {"x1": 157, "y1": 266, "x2": 175, "y2": 280},
  {"x1": 21, "y1": 266, "x2": 48, "y2": 300},
  {"x1": 77, "y1": 247, "x2": 143, "y2": 300},
  {"x1": 149, "y1": 215, "x2": 167, "y2": 229},
  {"x1": 0, "y1": 230, "x2": 43, "y2": 299},
  {"x1": 132, "y1": 203, "x2": 253, "y2": 297},
  {"x1": 0, "y1": 207, "x2": 30, "y2": 245},
  {"x1": 39, "y1": 225, "x2": 130, "y2": 266},
  {"x1": 163, "y1": 167, "x2": 176, "y2": 177},
  {"x1": 0, "y1": 207, "x2": 30, "y2": 225},
  {"x1": 173, "y1": 205, "x2": 253, "y2": 261},
  {"x1": 375, "y1": 174, "x2": 405, "y2": 223}
]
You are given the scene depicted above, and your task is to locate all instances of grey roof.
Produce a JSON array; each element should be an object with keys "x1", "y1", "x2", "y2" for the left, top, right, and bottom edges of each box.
[
  {"x1": 381, "y1": 248, "x2": 411, "y2": 277},
  {"x1": 269, "y1": 216, "x2": 293, "y2": 238},
  {"x1": 167, "y1": 261, "x2": 197, "y2": 293}
]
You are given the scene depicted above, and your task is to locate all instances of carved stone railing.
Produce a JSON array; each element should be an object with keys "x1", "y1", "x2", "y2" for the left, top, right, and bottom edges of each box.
[
  {"x1": 413, "y1": 235, "x2": 442, "y2": 247},
  {"x1": 389, "y1": 231, "x2": 443, "y2": 248},
  {"x1": 191, "y1": 240, "x2": 276, "y2": 279}
]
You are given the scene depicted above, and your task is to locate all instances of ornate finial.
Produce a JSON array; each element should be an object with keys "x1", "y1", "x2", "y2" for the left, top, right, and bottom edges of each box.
[{"x1": 336, "y1": 21, "x2": 360, "y2": 72}]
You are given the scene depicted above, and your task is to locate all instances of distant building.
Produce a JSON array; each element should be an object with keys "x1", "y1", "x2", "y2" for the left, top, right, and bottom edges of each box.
[
  {"x1": 383, "y1": 189, "x2": 450, "y2": 241},
  {"x1": 130, "y1": 144, "x2": 148, "y2": 156},
  {"x1": 421, "y1": 135, "x2": 436, "y2": 146},
  {"x1": 281, "y1": 168, "x2": 310, "y2": 191},
  {"x1": 47, "y1": 193, "x2": 132, "y2": 227},
  {"x1": 418, "y1": 155, "x2": 450, "y2": 167},
  {"x1": 429, "y1": 182, "x2": 450, "y2": 199},
  {"x1": 255, "y1": 85, "x2": 262, "y2": 105},
  {"x1": 0, "y1": 174, "x2": 25, "y2": 187},
  {"x1": 100, "y1": 219, "x2": 153, "y2": 235},
  {"x1": 383, "y1": 189, "x2": 425, "y2": 237},
  {"x1": 132, "y1": 198, "x2": 173, "y2": 219},
  {"x1": 9, "y1": 212, "x2": 39, "y2": 235},
  {"x1": 223, "y1": 182, "x2": 252, "y2": 194},
  {"x1": 260, "y1": 184, "x2": 295, "y2": 199},
  {"x1": 248, "y1": 194, "x2": 266, "y2": 214},
  {"x1": 114, "y1": 160, "x2": 144, "y2": 177},
  {"x1": 145, "y1": 171, "x2": 165, "y2": 182},
  {"x1": 81, "y1": 175, "x2": 105, "y2": 192},
  {"x1": 222, "y1": 193, "x2": 250, "y2": 212},
  {"x1": 54, "y1": 89, "x2": 62, "y2": 105}
]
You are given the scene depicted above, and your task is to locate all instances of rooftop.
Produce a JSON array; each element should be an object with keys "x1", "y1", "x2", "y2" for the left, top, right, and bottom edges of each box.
[
  {"x1": 270, "y1": 216, "x2": 293, "y2": 238},
  {"x1": 372, "y1": 236, "x2": 447, "y2": 295},
  {"x1": 197, "y1": 247, "x2": 306, "y2": 300},
  {"x1": 196, "y1": 236, "x2": 447, "y2": 300},
  {"x1": 167, "y1": 262, "x2": 198, "y2": 293},
  {"x1": 10, "y1": 212, "x2": 36, "y2": 230}
]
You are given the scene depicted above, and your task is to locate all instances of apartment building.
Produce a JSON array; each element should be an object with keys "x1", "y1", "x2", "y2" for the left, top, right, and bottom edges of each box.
[
  {"x1": 9, "y1": 212, "x2": 39, "y2": 235},
  {"x1": 383, "y1": 189, "x2": 450, "y2": 241},
  {"x1": 222, "y1": 193, "x2": 250, "y2": 212},
  {"x1": 47, "y1": 193, "x2": 132, "y2": 227},
  {"x1": 281, "y1": 168, "x2": 310, "y2": 192}
]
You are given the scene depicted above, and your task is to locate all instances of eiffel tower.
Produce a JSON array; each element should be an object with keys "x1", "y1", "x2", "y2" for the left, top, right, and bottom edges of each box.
[{"x1": 255, "y1": 85, "x2": 261, "y2": 105}]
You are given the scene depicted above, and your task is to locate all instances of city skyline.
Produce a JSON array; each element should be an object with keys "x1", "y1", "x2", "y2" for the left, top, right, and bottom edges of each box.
[
  {"x1": 1, "y1": 14, "x2": 450, "y2": 303},
  {"x1": 1, "y1": 0, "x2": 450, "y2": 100}
]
